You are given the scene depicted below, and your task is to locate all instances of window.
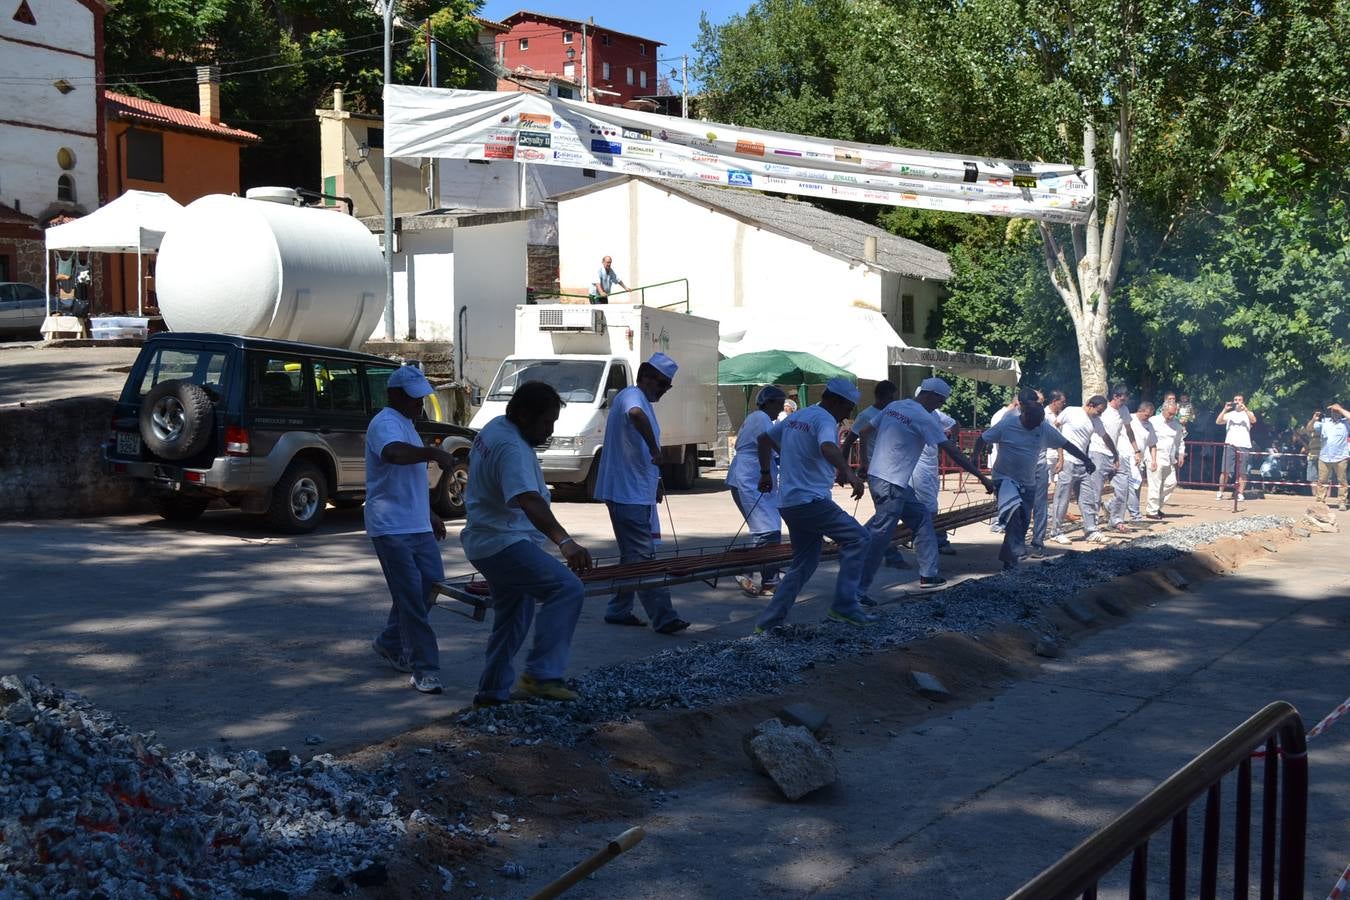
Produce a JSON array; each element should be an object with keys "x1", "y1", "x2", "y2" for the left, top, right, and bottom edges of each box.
[
  {"x1": 57, "y1": 174, "x2": 75, "y2": 202},
  {"x1": 314, "y1": 360, "x2": 365, "y2": 413},
  {"x1": 365, "y1": 127, "x2": 384, "y2": 150},
  {"x1": 518, "y1": 37, "x2": 528, "y2": 50},
  {"x1": 563, "y1": 31, "x2": 572, "y2": 43},
  {"x1": 0, "y1": 256, "x2": 9, "y2": 282},
  {"x1": 563, "y1": 61, "x2": 575, "y2": 79},
  {"x1": 601, "y1": 33, "x2": 611, "y2": 45},
  {"x1": 125, "y1": 129, "x2": 163, "y2": 182},
  {"x1": 639, "y1": 70, "x2": 647, "y2": 89},
  {"x1": 639, "y1": 42, "x2": 646, "y2": 56},
  {"x1": 626, "y1": 67, "x2": 634, "y2": 85},
  {"x1": 137, "y1": 348, "x2": 230, "y2": 399},
  {"x1": 901, "y1": 294, "x2": 916, "y2": 333},
  {"x1": 365, "y1": 365, "x2": 397, "y2": 412},
  {"x1": 253, "y1": 356, "x2": 307, "y2": 409},
  {"x1": 582, "y1": 168, "x2": 596, "y2": 178},
  {"x1": 601, "y1": 62, "x2": 610, "y2": 80},
  {"x1": 604, "y1": 364, "x2": 629, "y2": 398},
  {"x1": 496, "y1": 42, "x2": 505, "y2": 62},
  {"x1": 556, "y1": 85, "x2": 574, "y2": 99}
]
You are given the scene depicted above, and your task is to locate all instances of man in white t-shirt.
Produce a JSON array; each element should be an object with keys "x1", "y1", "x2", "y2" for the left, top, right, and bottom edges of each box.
[
  {"x1": 1050, "y1": 395, "x2": 1115, "y2": 544},
  {"x1": 594, "y1": 352, "x2": 689, "y2": 634},
  {"x1": 1126, "y1": 401, "x2": 1158, "y2": 522},
  {"x1": 461, "y1": 382, "x2": 595, "y2": 706},
  {"x1": 857, "y1": 377, "x2": 993, "y2": 592},
  {"x1": 728, "y1": 385, "x2": 788, "y2": 596},
  {"x1": 976, "y1": 389, "x2": 1094, "y2": 569},
  {"x1": 367, "y1": 365, "x2": 458, "y2": 695},
  {"x1": 1147, "y1": 401, "x2": 1187, "y2": 517},
  {"x1": 840, "y1": 380, "x2": 907, "y2": 568},
  {"x1": 1216, "y1": 393, "x2": 1257, "y2": 501},
  {"x1": 1081, "y1": 384, "x2": 1143, "y2": 541},
  {"x1": 753, "y1": 377, "x2": 871, "y2": 630},
  {"x1": 1315, "y1": 402, "x2": 1350, "y2": 510},
  {"x1": 1031, "y1": 389, "x2": 1068, "y2": 554},
  {"x1": 986, "y1": 396, "x2": 1018, "y2": 473}
]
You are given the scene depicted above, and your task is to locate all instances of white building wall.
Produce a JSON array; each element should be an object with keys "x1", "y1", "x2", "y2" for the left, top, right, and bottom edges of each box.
[
  {"x1": 558, "y1": 180, "x2": 885, "y2": 323},
  {"x1": 452, "y1": 219, "x2": 528, "y2": 391},
  {"x1": 0, "y1": 0, "x2": 100, "y2": 218}
]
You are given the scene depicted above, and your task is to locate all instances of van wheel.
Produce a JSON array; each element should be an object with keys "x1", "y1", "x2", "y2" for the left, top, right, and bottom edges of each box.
[
  {"x1": 431, "y1": 457, "x2": 469, "y2": 519},
  {"x1": 665, "y1": 446, "x2": 699, "y2": 490},
  {"x1": 266, "y1": 460, "x2": 328, "y2": 533},
  {"x1": 140, "y1": 380, "x2": 214, "y2": 460},
  {"x1": 153, "y1": 495, "x2": 209, "y2": 522}
]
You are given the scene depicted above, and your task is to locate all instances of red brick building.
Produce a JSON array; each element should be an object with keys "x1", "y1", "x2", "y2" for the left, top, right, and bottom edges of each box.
[{"x1": 494, "y1": 11, "x2": 663, "y2": 106}]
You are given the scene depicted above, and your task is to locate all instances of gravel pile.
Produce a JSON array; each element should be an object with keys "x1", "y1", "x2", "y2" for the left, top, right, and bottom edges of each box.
[
  {"x1": 459, "y1": 516, "x2": 1292, "y2": 743},
  {"x1": 0, "y1": 675, "x2": 454, "y2": 899}
]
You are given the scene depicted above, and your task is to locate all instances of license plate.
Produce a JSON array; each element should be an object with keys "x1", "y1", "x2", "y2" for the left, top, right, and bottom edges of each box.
[{"x1": 116, "y1": 432, "x2": 141, "y2": 456}]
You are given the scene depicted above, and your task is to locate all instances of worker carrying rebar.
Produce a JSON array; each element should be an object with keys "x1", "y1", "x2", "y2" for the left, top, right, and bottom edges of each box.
[
  {"x1": 593, "y1": 352, "x2": 691, "y2": 635},
  {"x1": 857, "y1": 377, "x2": 993, "y2": 593},
  {"x1": 752, "y1": 377, "x2": 871, "y2": 631},
  {"x1": 728, "y1": 385, "x2": 788, "y2": 597},
  {"x1": 460, "y1": 382, "x2": 594, "y2": 707},
  {"x1": 840, "y1": 380, "x2": 910, "y2": 569},
  {"x1": 974, "y1": 388, "x2": 1094, "y2": 571}
]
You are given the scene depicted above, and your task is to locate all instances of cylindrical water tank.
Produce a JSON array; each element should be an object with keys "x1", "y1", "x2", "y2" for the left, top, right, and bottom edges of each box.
[{"x1": 156, "y1": 193, "x2": 384, "y2": 349}]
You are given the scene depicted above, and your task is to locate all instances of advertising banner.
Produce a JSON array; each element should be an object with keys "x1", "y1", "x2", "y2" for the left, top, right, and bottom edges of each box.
[{"x1": 384, "y1": 86, "x2": 1095, "y2": 224}]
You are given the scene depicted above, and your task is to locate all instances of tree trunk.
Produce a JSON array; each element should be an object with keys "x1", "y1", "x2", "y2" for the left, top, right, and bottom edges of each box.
[{"x1": 1038, "y1": 114, "x2": 1129, "y2": 401}]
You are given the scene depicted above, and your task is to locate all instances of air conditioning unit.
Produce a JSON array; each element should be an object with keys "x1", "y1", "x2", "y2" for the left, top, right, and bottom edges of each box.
[{"x1": 538, "y1": 307, "x2": 605, "y2": 333}]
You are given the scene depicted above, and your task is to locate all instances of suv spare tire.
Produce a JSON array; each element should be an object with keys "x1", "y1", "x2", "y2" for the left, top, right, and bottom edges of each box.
[
  {"x1": 140, "y1": 379, "x2": 214, "y2": 460},
  {"x1": 431, "y1": 456, "x2": 469, "y2": 519}
]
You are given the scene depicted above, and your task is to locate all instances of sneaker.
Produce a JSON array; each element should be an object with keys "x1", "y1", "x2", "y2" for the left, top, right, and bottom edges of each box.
[
  {"x1": 1086, "y1": 531, "x2": 1110, "y2": 544},
  {"x1": 372, "y1": 640, "x2": 411, "y2": 673},
  {"x1": 1052, "y1": 534, "x2": 1072, "y2": 546},
  {"x1": 1027, "y1": 547, "x2": 1046, "y2": 559},
  {"x1": 471, "y1": 694, "x2": 509, "y2": 709},
  {"x1": 827, "y1": 609, "x2": 878, "y2": 627},
  {"x1": 604, "y1": 614, "x2": 648, "y2": 627},
  {"x1": 760, "y1": 581, "x2": 779, "y2": 594},
  {"x1": 1216, "y1": 491, "x2": 1225, "y2": 500},
  {"x1": 655, "y1": 618, "x2": 691, "y2": 635},
  {"x1": 1237, "y1": 493, "x2": 1245, "y2": 501},
  {"x1": 1113, "y1": 523, "x2": 1131, "y2": 534},
  {"x1": 752, "y1": 626, "x2": 766, "y2": 636},
  {"x1": 409, "y1": 673, "x2": 443, "y2": 694},
  {"x1": 735, "y1": 575, "x2": 761, "y2": 597},
  {"x1": 918, "y1": 576, "x2": 947, "y2": 588},
  {"x1": 513, "y1": 673, "x2": 579, "y2": 702}
]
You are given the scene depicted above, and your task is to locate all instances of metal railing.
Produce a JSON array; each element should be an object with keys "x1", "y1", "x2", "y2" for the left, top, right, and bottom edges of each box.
[
  {"x1": 1176, "y1": 441, "x2": 1322, "y2": 494},
  {"x1": 532, "y1": 278, "x2": 690, "y2": 311},
  {"x1": 1008, "y1": 701, "x2": 1308, "y2": 900}
]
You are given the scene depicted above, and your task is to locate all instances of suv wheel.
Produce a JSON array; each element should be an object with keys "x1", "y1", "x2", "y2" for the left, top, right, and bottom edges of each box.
[
  {"x1": 431, "y1": 457, "x2": 469, "y2": 519},
  {"x1": 153, "y1": 495, "x2": 209, "y2": 522},
  {"x1": 140, "y1": 380, "x2": 214, "y2": 460},
  {"x1": 266, "y1": 460, "x2": 328, "y2": 533}
]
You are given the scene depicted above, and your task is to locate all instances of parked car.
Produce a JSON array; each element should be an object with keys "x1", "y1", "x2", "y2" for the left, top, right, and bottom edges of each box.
[
  {"x1": 0, "y1": 282, "x2": 46, "y2": 337},
  {"x1": 105, "y1": 332, "x2": 474, "y2": 533}
]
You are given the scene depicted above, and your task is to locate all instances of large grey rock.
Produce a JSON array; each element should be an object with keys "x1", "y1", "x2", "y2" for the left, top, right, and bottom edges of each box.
[
  {"x1": 777, "y1": 702, "x2": 829, "y2": 734},
  {"x1": 1034, "y1": 638, "x2": 1062, "y2": 659},
  {"x1": 744, "y1": 719, "x2": 837, "y2": 801},
  {"x1": 909, "y1": 671, "x2": 952, "y2": 701}
]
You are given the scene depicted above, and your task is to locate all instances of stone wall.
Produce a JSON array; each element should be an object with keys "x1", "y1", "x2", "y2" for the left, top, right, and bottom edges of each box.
[
  {"x1": 526, "y1": 244, "x2": 559, "y2": 292},
  {"x1": 0, "y1": 397, "x2": 148, "y2": 519}
]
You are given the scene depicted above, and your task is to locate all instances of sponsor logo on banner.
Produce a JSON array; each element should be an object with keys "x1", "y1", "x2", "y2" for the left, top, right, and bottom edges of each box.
[
  {"x1": 622, "y1": 127, "x2": 652, "y2": 141},
  {"x1": 691, "y1": 152, "x2": 718, "y2": 164},
  {"x1": 518, "y1": 132, "x2": 551, "y2": 148},
  {"x1": 988, "y1": 177, "x2": 1010, "y2": 187},
  {"x1": 834, "y1": 147, "x2": 862, "y2": 164},
  {"x1": 485, "y1": 142, "x2": 515, "y2": 159},
  {"x1": 797, "y1": 182, "x2": 824, "y2": 192},
  {"x1": 727, "y1": 169, "x2": 754, "y2": 186},
  {"x1": 898, "y1": 164, "x2": 931, "y2": 177},
  {"x1": 901, "y1": 192, "x2": 919, "y2": 201},
  {"x1": 552, "y1": 149, "x2": 586, "y2": 162},
  {"x1": 863, "y1": 191, "x2": 890, "y2": 201},
  {"x1": 1012, "y1": 174, "x2": 1038, "y2": 189},
  {"x1": 698, "y1": 172, "x2": 721, "y2": 182},
  {"x1": 761, "y1": 163, "x2": 791, "y2": 174},
  {"x1": 487, "y1": 130, "x2": 517, "y2": 142},
  {"x1": 518, "y1": 113, "x2": 551, "y2": 130},
  {"x1": 962, "y1": 162, "x2": 979, "y2": 183},
  {"x1": 763, "y1": 176, "x2": 790, "y2": 187},
  {"x1": 803, "y1": 149, "x2": 832, "y2": 160},
  {"x1": 517, "y1": 148, "x2": 548, "y2": 161},
  {"x1": 831, "y1": 174, "x2": 859, "y2": 184},
  {"x1": 735, "y1": 139, "x2": 766, "y2": 156},
  {"x1": 590, "y1": 139, "x2": 622, "y2": 155},
  {"x1": 588, "y1": 124, "x2": 619, "y2": 138},
  {"x1": 864, "y1": 159, "x2": 895, "y2": 172},
  {"x1": 625, "y1": 144, "x2": 657, "y2": 157},
  {"x1": 688, "y1": 137, "x2": 716, "y2": 150},
  {"x1": 959, "y1": 184, "x2": 984, "y2": 194},
  {"x1": 772, "y1": 148, "x2": 803, "y2": 158}
]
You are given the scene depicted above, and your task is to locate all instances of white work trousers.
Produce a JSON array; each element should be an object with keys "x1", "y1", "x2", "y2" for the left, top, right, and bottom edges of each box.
[{"x1": 1146, "y1": 462, "x2": 1176, "y2": 515}]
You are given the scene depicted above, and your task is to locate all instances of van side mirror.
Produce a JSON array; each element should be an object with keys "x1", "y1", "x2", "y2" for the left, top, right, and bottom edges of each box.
[{"x1": 604, "y1": 388, "x2": 619, "y2": 408}]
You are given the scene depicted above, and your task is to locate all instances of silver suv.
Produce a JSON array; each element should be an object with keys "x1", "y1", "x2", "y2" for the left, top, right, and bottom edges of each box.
[{"x1": 104, "y1": 332, "x2": 473, "y2": 533}]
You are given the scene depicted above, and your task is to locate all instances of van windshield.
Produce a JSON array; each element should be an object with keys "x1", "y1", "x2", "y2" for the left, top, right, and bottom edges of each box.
[{"x1": 486, "y1": 359, "x2": 605, "y2": 404}]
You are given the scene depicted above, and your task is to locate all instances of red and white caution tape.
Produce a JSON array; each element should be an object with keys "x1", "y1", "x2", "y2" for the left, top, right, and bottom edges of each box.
[
  {"x1": 1325, "y1": 863, "x2": 1350, "y2": 900},
  {"x1": 1252, "y1": 694, "x2": 1350, "y2": 758}
]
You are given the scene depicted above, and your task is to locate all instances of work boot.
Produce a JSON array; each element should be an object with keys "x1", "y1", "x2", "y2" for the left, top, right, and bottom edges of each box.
[{"x1": 513, "y1": 674, "x2": 578, "y2": 702}]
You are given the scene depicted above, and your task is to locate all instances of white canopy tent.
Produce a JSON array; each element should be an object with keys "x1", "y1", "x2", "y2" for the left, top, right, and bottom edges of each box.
[{"x1": 43, "y1": 190, "x2": 184, "y2": 316}]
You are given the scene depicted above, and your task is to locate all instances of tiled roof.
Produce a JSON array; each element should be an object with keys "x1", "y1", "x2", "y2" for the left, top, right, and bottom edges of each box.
[
  {"x1": 104, "y1": 91, "x2": 261, "y2": 143},
  {"x1": 474, "y1": 15, "x2": 509, "y2": 31},
  {"x1": 629, "y1": 178, "x2": 952, "y2": 281},
  {"x1": 0, "y1": 202, "x2": 39, "y2": 228}
]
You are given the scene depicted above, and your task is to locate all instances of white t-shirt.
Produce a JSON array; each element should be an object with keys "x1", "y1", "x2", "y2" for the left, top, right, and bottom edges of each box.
[
  {"x1": 1129, "y1": 416, "x2": 1157, "y2": 455},
  {"x1": 1223, "y1": 410, "x2": 1253, "y2": 449},
  {"x1": 364, "y1": 407, "x2": 431, "y2": 537},
  {"x1": 1150, "y1": 414, "x2": 1186, "y2": 464},
  {"x1": 727, "y1": 409, "x2": 777, "y2": 494},
  {"x1": 768, "y1": 405, "x2": 841, "y2": 508},
  {"x1": 1058, "y1": 406, "x2": 1097, "y2": 454},
  {"x1": 988, "y1": 404, "x2": 1014, "y2": 467},
  {"x1": 869, "y1": 398, "x2": 950, "y2": 488},
  {"x1": 1316, "y1": 418, "x2": 1349, "y2": 462},
  {"x1": 594, "y1": 385, "x2": 661, "y2": 505},
  {"x1": 848, "y1": 405, "x2": 885, "y2": 466},
  {"x1": 1044, "y1": 408, "x2": 1066, "y2": 465},
  {"x1": 983, "y1": 416, "x2": 1069, "y2": 488},
  {"x1": 1090, "y1": 404, "x2": 1128, "y2": 456},
  {"x1": 460, "y1": 416, "x2": 551, "y2": 561}
]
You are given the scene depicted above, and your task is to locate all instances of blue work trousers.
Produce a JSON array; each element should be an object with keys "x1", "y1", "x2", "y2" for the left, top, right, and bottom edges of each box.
[
  {"x1": 604, "y1": 502, "x2": 680, "y2": 629},
  {"x1": 997, "y1": 478, "x2": 1036, "y2": 569},
  {"x1": 861, "y1": 477, "x2": 938, "y2": 586},
  {"x1": 1031, "y1": 458, "x2": 1051, "y2": 548},
  {"x1": 730, "y1": 486, "x2": 782, "y2": 584},
  {"x1": 757, "y1": 498, "x2": 868, "y2": 629},
  {"x1": 372, "y1": 532, "x2": 444, "y2": 675},
  {"x1": 470, "y1": 539, "x2": 585, "y2": 702}
]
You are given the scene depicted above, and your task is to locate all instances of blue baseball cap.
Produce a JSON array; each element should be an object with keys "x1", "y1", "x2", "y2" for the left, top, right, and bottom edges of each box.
[
  {"x1": 387, "y1": 364, "x2": 434, "y2": 398},
  {"x1": 824, "y1": 376, "x2": 860, "y2": 405},
  {"x1": 648, "y1": 352, "x2": 679, "y2": 381}
]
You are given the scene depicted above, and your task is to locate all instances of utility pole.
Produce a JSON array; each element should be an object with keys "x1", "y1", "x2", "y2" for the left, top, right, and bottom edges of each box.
[
  {"x1": 382, "y1": 0, "x2": 396, "y2": 340},
  {"x1": 581, "y1": 19, "x2": 589, "y2": 101},
  {"x1": 681, "y1": 54, "x2": 688, "y2": 118}
]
